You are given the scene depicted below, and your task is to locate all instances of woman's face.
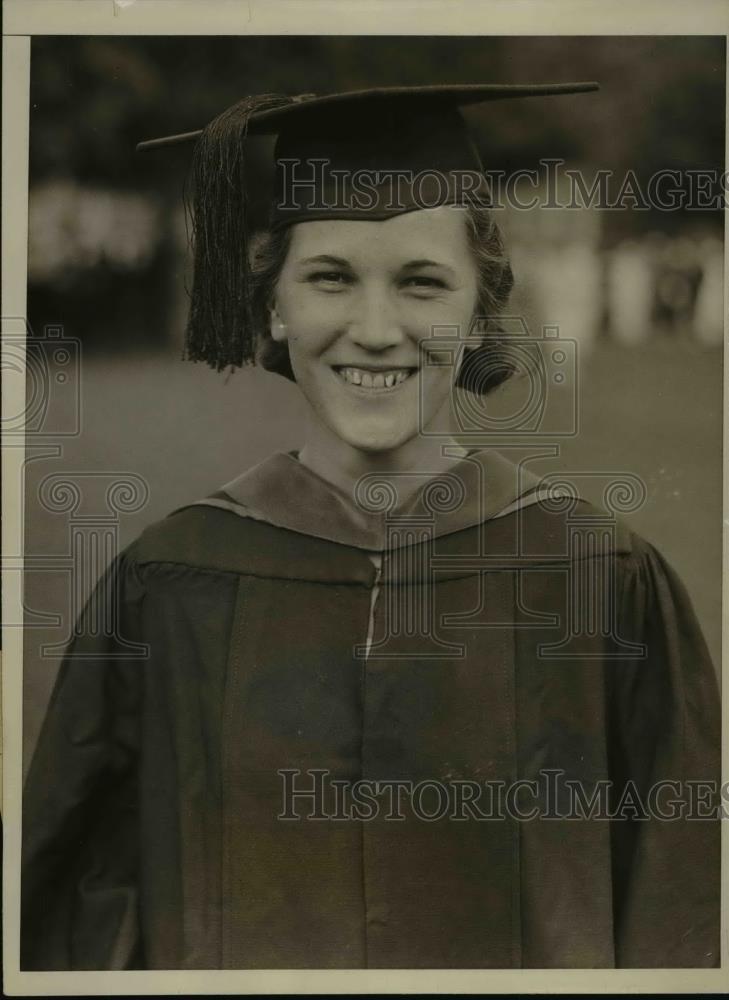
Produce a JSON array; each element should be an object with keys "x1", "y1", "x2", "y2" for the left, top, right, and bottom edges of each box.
[{"x1": 271, "y1": 206, "x2": 479, "y2": 456}]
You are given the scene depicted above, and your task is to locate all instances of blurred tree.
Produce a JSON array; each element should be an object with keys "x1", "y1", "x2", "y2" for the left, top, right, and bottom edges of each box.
[
  {"x1": 27, "y1": 35, "x2": 724, "y2": 352},
  {"x1": 30, "y1": 35, "x2": 724, "y2": 196}
]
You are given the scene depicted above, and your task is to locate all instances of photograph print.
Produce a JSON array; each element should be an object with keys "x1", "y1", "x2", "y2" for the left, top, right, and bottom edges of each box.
[{"x1": 19, "y1": 33, "x2": 724, "y2": 971}]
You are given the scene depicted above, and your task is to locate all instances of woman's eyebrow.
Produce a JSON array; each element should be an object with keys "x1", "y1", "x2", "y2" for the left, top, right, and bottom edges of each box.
[
  {"x1": 298, "y1": 254, "x2": 351, "y2": 267},
  {"x1": 296, "y1": 254, "x2": 458, "y2": 276},
  {"x1": 402, "y1": 258, "x2": 457, "y2": 275}
]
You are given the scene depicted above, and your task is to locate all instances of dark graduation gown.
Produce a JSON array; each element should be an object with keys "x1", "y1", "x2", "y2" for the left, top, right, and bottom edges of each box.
[{"x1": 21, "y1": 448, "x2": 720, "y2": 970}]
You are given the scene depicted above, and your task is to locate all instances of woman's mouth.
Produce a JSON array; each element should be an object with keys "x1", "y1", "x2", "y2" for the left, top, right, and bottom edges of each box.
[{"x1": 332, "y1": 366, "x2": 417, "y2": 391}]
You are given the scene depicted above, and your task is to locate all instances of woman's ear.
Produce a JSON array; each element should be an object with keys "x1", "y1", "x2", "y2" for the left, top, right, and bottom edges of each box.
[{"x1": 269, "y1": 305, "x2": 288, "y2": 343}]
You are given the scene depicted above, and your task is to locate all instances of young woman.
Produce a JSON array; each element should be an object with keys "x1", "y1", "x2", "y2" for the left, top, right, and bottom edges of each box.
[{"x1": 21, "y1": 84, "x2": 720, "y2": 971}]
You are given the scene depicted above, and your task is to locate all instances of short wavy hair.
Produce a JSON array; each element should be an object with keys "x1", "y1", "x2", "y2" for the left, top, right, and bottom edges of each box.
[{"x1": 251, "y1": 200, "x2": 516, "y2": 395}]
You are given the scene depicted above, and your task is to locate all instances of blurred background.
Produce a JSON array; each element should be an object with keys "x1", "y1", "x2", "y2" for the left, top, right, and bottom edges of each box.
[{"x1": 23, "y1": 36, "x2": 724, "y2": 765}]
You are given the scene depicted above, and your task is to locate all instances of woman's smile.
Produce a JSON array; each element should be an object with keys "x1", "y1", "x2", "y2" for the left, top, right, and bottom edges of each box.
[{"x1": 331, "y1": 364, "x2": 418, "y2": 392}]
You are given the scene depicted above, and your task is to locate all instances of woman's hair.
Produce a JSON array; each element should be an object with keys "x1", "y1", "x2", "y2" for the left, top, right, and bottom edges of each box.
[{"x1": 251, "y1": 200, "x2": 516, "y2": 395}]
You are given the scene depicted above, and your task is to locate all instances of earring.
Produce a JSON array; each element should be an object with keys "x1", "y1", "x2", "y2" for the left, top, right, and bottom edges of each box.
[{"x1": 270, "y1": 310, "x2": 287, "y2": 341}]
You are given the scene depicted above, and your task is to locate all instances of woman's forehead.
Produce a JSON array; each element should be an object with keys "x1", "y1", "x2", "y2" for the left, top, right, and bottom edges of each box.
[{"x1": 286, "y1": 205, "x2": 472, "y2": 260}]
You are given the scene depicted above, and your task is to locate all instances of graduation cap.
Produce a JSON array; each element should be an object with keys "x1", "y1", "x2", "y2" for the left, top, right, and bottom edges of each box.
[{"x1": 137, "y1": 82, "x2": 599, "y2": 373}]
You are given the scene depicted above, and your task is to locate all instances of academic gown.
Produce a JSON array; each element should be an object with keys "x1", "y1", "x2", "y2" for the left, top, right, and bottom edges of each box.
[{"x1": 21, "y1": 448, "x2": 720, "y2": 970}]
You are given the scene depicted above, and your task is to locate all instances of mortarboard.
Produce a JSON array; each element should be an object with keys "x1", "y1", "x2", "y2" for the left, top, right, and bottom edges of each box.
[{"x1": 137, "y1": 83, "x2": 599, "y2": 372}]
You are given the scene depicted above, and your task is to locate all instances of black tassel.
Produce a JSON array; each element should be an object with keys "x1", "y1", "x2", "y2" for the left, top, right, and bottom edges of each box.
[{"x1": 183, "y1": 94, "x2": 297, "y2": 372}]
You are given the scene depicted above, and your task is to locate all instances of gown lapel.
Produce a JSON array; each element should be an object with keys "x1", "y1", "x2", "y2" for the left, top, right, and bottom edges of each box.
[{"x1": 188, "y1": 447, "x2": 550, "y2": 549}]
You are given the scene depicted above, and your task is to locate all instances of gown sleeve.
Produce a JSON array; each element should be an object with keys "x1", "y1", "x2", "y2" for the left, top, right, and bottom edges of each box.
[
  {"x1": 608, "y1": 534, "x2": 720, "y2": 967},
  {"x1": 21, "y1": 546, "x2": 146, "y2": 971}
]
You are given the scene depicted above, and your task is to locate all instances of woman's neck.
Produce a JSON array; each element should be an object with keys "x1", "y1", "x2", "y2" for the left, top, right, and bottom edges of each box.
[{"x1": 297, "y1": 424, "x2": 470, "y2": 506}]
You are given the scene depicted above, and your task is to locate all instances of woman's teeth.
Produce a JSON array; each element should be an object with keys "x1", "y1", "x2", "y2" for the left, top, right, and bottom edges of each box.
[{"x1": 336, "y1": 367, "x2": 413, "y2": 389}]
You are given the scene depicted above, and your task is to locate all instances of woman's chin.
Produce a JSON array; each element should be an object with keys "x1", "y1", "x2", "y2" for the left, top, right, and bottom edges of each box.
[{"x1": 335, "y1": 422, "x2": 416, "y2": 457}]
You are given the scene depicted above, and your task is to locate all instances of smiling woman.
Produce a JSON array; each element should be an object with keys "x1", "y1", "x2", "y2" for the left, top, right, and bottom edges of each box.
[
  {"x1": 250, "y1": 200, "x2": 515, "y2": 485},
  {"x1": 21, "y1": 83, "x2": 720, "y2": 971},
  {"x1": 270, "y1": 208, "x2": 480, "y2": 462}
]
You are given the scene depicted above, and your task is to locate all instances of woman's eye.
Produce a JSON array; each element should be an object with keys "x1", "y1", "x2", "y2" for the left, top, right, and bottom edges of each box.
[
  {"x1": 403, "y1": 275, "x2": 448, "y2": 291},
  {"x1": 307, "y1": 270, "x2": 352, "y2": 288}
]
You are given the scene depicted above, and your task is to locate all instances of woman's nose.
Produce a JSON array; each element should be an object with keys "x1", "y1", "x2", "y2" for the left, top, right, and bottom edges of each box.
[{"x1": 348, "y1": 287, "x2": 405, "y2": 352}]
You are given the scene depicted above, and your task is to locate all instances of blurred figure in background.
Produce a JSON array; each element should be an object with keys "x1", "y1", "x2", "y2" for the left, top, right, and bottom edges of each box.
[
  {"x1": 653, "y1": 235, "x2": 704, "y2": 339},
  {"x1": 694, "y1": 234, "x2": 724, "y2": 347},
  {"x1": 606, "y1": 238, "x2": 654, "y2": 346}
]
